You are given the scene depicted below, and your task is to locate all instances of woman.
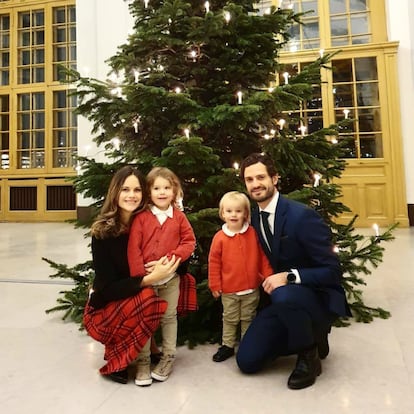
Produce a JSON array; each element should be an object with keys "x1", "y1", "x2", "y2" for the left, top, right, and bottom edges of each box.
[{"x1": 83, "y1": 166, "x2": 180, "y2": 384}]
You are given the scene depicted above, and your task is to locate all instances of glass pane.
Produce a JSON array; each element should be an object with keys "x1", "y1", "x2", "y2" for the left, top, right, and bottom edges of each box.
[
  {"x1": 0, "y1": 68, "x2": 8, "y2": 85},
  {"x1": 350, "y1": 0, "x2": 367, "y2": 12},
  {"x1": 55, "y1": 27, "x2": 66, "y2": 43},
  {"x1": 19, "y1": 132, "x2": 30, "y2": 149},
  {"x1": 307, "y1": 115, "x2": 323, "y2": 133},
  {"x1": 71, "y1": 130, "x2": 77, "y2": 146},
  {"x1": 54, "y1": 8, "x2": 66, "y2": 24},
  {"x1": 330, "y1": 0, "x2": 346, "y2": 14},
  {"x1": 34, "y1": 112, "x2": 45, "y2": 129},
  {"x1": 360, "y1": 134, "x2": 382, "y2": 158},
  {"x1": 20, "y1": 31, "x2": 30, "y2": 47},
  {"x1": 356, "y1": 82, "x2": 379, "y2": 106},
  {"x1": 33, "y1": 49, "x2": 44, "y2": 64},
  {"x1": 333, "y1": 59, "x2": 353, "y2": 82},
  {"x1": 54, "y1": 91, "x2": 66, "y2": 108},
  {"x1": 334, "y1": 84, "x2": 354, "y2": 107},
  {"x1": 20, "y1": 13, "x2": 31, "y2": 28},
  {"x1": 303, "y1": 1, "x2": 318, "y2": 15},
  {"x1": 351, "y1": 14, "x2": 368, "y2": 35},
  {"x1": 1, "y1": 52, "x2": 9, "y2": 67},
  {"x1": 1, "y1": 33, "x2": 9, "y2": 48},
  {"x1": 34, "y1": 131, "x2": 44, "y2": 147},
  {"x1": 338, "y1": 135, "x2": 357, "y2": 158},
  {"x1": 21, "y1": 50, "x2": 30, "y2": 65},
  {"x1": 55, "y1": 46, "x2": 66, "y2": 61},
  {"x1": 18, "y1": 151, "x2": 31, "y2": 168},
  {"x1": 355, "y1": 57, "x2": 377, "y2": 81},
  {"x1": 33, "y1": 30, "x2": 44, "y2": 45},
  {"x1": 33, "y1": 93, "x2": 44, "y2": 109},
  {"x1": 19, "y1": 94, "x2": 30, "y2": 110},
  {"x1": 55, "y1": 111, "x2": 66, "y2": 127},
  {"x1": 0, "y1": 16, "x2": 10, "y2": 30},
  {"x1": 358, "y1": 108, "x2": 381, "y2": 132},
  {"x1": 19, "y1": 113, "x2": 30, "y2": 129},
  {"x1": 34, "y1": 67, "x2": 45, "y2": 82},
  {"x1": 34, "y1": 11, "x2": 44, "y2": 27},
  {"x1": 303, "y1": 21, "x2": 319, "y2": 39},
  {"x1": 352, "y1": 35, "x2": 370, "y2": 45},
  {"x1": 70, "y1": 7, "x2": 76, "y2": 23},
  {"x1": 69, "y1": 27, "x2": 76, "y2": 41},
  {"x1": 55, "y1": 131, "x2": 67, "y2": 147},
  {"x1": 33, "y1": 150, "x2": 45, "y2": 167},
  {"x1": 70, "y1": 45, "x2": 77, "y2": 60},
  {"x1": 331, "y1": 17, "x2": 348, "y2": 36}
]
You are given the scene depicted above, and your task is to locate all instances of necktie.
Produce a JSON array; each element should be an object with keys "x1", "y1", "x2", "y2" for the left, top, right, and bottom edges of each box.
[{"x1": 260, "y1": 211, "x2": 273, "y2": 250}]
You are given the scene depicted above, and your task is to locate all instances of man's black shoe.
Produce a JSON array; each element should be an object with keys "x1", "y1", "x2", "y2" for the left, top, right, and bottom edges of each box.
[
  {"x1": 287, "y1": 346, "x2": 321, "y2": 390},
  {"x1": 106, "y1": 368, "x2": 129, "y2": 384},
  {"x1": 212, "y1": 345, "x2": 235, "y2": 362},
  {"x1": 318, "y1": 333, "x2": 329, "y2": 360}
]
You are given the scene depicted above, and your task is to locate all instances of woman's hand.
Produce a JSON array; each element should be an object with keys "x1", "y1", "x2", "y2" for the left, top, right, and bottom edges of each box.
[{"x1": 141, "y1": 255, "x2": 181, "y2": 286}]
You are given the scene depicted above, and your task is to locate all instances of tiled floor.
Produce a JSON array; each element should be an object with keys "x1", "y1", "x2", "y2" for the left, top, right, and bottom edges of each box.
[{"x1": 1, "y1": 222, "x2": 413, "y2": 414}]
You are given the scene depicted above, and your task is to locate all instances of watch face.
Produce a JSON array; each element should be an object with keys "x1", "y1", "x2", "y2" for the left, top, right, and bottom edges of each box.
[{"x1": 287, "y1": 272, "x2": 296, "y2": 283}]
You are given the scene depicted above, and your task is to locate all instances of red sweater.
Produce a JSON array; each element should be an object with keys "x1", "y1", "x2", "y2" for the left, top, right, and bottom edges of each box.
[
  {"x1": 208, "y1": 225, "x2": 274, "y2": 294},
  {"x1": 127, "y1": 208, "x2": 196, "y2": 277}
]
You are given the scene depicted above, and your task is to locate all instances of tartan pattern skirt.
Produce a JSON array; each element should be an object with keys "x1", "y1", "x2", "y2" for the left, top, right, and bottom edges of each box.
[{"x1": 83, "y1": 287, "x2": 167, "y2": 375}]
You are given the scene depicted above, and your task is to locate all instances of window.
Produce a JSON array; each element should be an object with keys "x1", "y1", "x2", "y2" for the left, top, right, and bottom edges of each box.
[
  {"x1": 52, "y1": 90, "x2": 77, "y2": 167},
  {"x1": 53, "y1": 5, "x2": 76, "y2": 81},
  {"x1": 329, "y1": 0, "x2": 371, "y2": 46},
  {"x1": 0, "y1": 14, "x2": 10, "y2": 86},
  {"x1": 18, "y1": 9, "x2": 45, "y2": 84},
  {"x1": 17, "y1": 92, "x2": 45, "y2": 169},
  {"x1": 332, "y1": 57, "x2": 382, "y2": 158},
  {"x1": 0, "y1": 94, "x2": 9, "y2": 169}
]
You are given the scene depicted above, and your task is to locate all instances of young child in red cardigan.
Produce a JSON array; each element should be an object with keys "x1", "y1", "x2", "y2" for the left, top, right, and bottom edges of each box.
[
  {"x1": 208, "y1": 191, "x2": 274, "y2": 362},
  {"x1": 128, "y1": 167, "x2": 196, "y2": 385}
]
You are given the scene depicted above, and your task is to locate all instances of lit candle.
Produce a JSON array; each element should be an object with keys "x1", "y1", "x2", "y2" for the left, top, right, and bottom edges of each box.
[
  {"x1": 372, "y1": 223, "x2": 379, "y2": 237},
  {"x1": 268, "y1": 86, "x2": 274, "y2": 93},
  {"x1": 233, "y1": 162, "x2": 239, "y2": 170},
  {"x1": 174, "y1": 86, "x2": 182, "y2": 94},
  {"x1": 237, "y1": 91, "x2": 243, "y2": 105},
  {"x1": 264, "y1": 134, "x2": 270, "y2": 140},
  {"x1": 278, "y1": 119, "x2": 286, "y2": 129},
  {"x1": 300, "y1": 123, "x2": 307, "y2": 136},
  {"x1": 133, "y1": 121, "x2": 139, "y2": 133},
  {"x1": 343, "y1": 109, "x2": 350, "y2": 119},
  {"x1": 144, "y1": 0, "x2": 149, "y2": 8},
  {"x1": 184, "y1": 128, "x2": 190, "y2": 138},
  {"x1": 190, "y1": 50, "x2": 197, "y2": 62},
  {"x1": 283, "y1": 72, "x2": 289, "y2": 85},
  {"x1": 133, "y1": 69, "x2": 140, "y2": 83},
  {"x1": 313, "y1": 173, "x2": 321, "y2": 187},
  {"x1": 224, "y1": 11, "x2": 231, "y2": 23},
  {"x1": 112, "y1": 138, "x2": 120, "y2": 151},
  {"x1": 204, "y1": 1, "x2": 210, "y2": 13}
]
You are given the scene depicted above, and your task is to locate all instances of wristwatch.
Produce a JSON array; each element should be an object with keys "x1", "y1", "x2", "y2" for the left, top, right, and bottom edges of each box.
[{"x1": 286, "y1": 271, "x2": 297, "y2": 284}]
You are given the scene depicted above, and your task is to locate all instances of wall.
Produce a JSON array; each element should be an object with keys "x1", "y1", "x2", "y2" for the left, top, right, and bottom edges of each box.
[{"x1": 386, "y1": 0, "x2": 414, "y2": 211}]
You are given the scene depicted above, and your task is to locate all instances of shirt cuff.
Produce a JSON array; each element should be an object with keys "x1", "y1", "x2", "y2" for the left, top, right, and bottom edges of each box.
[{"x1": 290, "y1": 268, "x2": 301, "y2": 284}]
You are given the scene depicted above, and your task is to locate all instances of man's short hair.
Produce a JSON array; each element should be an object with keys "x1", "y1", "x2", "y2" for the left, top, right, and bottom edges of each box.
[{"x1": 240, "y1": 153, "x2": 278, "y2": 180}]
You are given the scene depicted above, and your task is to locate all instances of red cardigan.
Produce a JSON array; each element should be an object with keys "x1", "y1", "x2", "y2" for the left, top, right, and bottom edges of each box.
[
  {"x1": 208, "y1": 225, "x2": 274, "y2": 294},
  {"x1": 127, "y1": 208, "x2": 196, "y2": 277}
]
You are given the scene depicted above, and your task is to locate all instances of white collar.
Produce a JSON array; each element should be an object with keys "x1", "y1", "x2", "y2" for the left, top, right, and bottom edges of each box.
[
  {"x1": 150, "y1": 204, "x2": 174, "y2": 218},
  {"x1": 260, "y1": 191, "x2": 279, "y2": 215},
  {"x1": 222, "y1": 221, "x2": 249, "y2": 237}
]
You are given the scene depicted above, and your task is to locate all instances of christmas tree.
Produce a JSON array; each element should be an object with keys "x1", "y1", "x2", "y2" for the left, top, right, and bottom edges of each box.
[{"x1": 46, "y1": 0, "x2": 395, "y2": 346}]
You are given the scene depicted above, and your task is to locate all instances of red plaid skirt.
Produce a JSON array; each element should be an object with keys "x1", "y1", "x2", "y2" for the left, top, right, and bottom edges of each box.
[
  {"x1": 83, "y1": 287, "x2": 167, "y2": 375},
  {"x1": 177, "y1": 273, "x2": 198, "y2": 317}
]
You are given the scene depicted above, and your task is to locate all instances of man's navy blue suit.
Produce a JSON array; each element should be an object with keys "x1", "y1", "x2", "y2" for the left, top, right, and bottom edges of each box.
[{"x1": 237, "y1": 195, "x2": 351, "y2": 373}]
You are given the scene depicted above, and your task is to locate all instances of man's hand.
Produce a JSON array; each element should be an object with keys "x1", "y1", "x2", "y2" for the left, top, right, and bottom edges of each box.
[{"x1": 262, "y1": 272, "x2": 289, "y2": 294}]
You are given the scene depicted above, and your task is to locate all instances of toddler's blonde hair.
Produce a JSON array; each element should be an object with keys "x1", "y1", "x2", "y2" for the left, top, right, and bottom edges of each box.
[{"x1": 218, "y1": 191, "x2": 251, "y2": 223}]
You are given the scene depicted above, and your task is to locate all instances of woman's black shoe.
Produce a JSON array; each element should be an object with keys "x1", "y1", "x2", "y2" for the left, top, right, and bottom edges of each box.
[{"x1": 106, "y1": 369, "x2": 129, "y2": 384}]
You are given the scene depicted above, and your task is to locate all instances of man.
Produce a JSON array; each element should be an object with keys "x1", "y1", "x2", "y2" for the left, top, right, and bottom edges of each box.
[{"x1": 237, "y1": 153, "x2": 351, "y2": 389}]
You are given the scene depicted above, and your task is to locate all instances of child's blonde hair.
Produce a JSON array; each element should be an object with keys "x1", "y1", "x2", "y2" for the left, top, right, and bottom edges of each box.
[
  {"x1": 218, "y1": 191, "x2": 251, "y2": 223},
  {"x1": 146, "y1": 167, "x2": 183, "y2": 206}
]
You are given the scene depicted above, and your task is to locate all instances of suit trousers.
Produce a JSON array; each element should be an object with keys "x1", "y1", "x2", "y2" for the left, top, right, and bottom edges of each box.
[{"x1": 236, "y1": 284, "x2": 331, "y2": 374}]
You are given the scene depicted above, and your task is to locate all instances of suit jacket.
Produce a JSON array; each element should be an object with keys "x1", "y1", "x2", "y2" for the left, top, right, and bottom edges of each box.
[{"x1": 252, "y1": 195, "x2": 351, "y2": 317}]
